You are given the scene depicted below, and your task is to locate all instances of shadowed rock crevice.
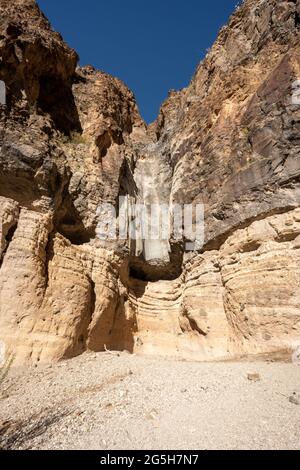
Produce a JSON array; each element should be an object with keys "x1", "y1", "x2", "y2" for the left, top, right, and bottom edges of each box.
[
  {"x1": 295, "y1": 7, "x2": 300, "y2": 28},
  {"x1": 0, "y1": 221, "x2": 17, "y2": 268},
  {"x1": 43, "y1": 231, "x2": 55, "y2": 293},
  {"x1": 128, "y1": 242, "x2": 184, "y2": 282},
  {"x1": 55, "y1": 191, "x2": 94, "y2": 245},
  {"x1": 57, "y1": 212, "x2": 93, "y2": 245},
  {"x1": 37, "y1": 74, "x2": 82, "y2": 134}
]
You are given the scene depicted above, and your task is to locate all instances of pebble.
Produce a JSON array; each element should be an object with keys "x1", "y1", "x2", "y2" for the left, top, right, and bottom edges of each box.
[
  {"x1": 289, "y1": 393, "x2": 300, "y2": 406},
  {"x1": 247, "y1": 372, "x2": 261, "y2": 382}
]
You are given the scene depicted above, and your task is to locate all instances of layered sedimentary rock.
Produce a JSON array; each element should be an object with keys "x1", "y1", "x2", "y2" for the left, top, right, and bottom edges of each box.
[{"x1": 0, "y1": 0, "x2": 300, "y2": 364}]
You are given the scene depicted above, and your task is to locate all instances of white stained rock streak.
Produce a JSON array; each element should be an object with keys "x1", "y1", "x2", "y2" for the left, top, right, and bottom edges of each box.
[{"x1": 133, "y1": 144, "x2": 172, "y2": 266}]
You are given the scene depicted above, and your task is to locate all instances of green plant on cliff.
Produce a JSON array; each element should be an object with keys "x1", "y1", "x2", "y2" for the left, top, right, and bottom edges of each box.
[{"x1": 58, "y1": 131, "x2": 88, "y2": 146}]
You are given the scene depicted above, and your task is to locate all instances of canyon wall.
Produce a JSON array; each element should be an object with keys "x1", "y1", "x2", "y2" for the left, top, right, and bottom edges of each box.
[{"x1": 0, "y1": 0, "x2": 300, "y2": 364}]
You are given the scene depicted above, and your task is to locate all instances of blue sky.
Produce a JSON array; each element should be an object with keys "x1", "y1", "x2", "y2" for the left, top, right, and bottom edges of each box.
[{"x1": 37, "y1": 0, "x2": 239, "y2": 123}]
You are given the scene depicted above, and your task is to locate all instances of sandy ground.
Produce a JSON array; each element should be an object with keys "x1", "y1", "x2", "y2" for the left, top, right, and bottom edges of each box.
[{"x1": 0, "y1": 352, "x2": 300, "y2": 450}]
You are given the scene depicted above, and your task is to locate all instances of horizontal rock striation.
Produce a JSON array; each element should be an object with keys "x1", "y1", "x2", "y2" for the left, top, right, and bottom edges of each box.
[{"x1": 0, "y1": 0, "x2": 300, "y2": 364}]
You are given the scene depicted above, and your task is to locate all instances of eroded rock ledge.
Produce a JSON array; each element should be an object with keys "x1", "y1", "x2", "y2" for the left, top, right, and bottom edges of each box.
[{"x1": 0, "y1": 0, "x2": 300, "y2": 364}]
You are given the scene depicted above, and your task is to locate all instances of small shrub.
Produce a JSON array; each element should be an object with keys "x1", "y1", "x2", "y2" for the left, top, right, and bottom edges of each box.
[
  {"x1": 58, "y1": 131, "x2": 88, "y2": 146},
  {"x1": 241, "y1": 127, "x2": 250, "y2": 138}
]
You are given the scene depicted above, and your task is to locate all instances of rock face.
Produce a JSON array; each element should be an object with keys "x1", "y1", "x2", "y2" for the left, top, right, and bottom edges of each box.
[{"x1": 0, "y1": 0, "x2": 300, "y2": 364}]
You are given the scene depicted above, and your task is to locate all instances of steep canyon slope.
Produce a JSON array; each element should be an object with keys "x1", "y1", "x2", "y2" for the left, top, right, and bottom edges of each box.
[{"x1": 0, "y1": 0, "x2": 300, "y2": 364}]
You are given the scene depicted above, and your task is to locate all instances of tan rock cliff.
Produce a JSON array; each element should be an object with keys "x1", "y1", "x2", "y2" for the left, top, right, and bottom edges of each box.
[{"x1": 0, "y1": 0, "x2": 300, "y2": 364}]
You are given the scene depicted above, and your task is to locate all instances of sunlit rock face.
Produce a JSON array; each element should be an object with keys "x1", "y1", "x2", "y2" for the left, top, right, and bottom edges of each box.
[{"x1": 0, "y1": 0, "x2": 300, "y2": 364}]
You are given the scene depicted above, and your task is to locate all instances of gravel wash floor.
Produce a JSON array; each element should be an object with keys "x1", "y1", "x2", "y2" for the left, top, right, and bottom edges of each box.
[{"x1": 0, "y1": 352, "x2": 300, "y2": 450}]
